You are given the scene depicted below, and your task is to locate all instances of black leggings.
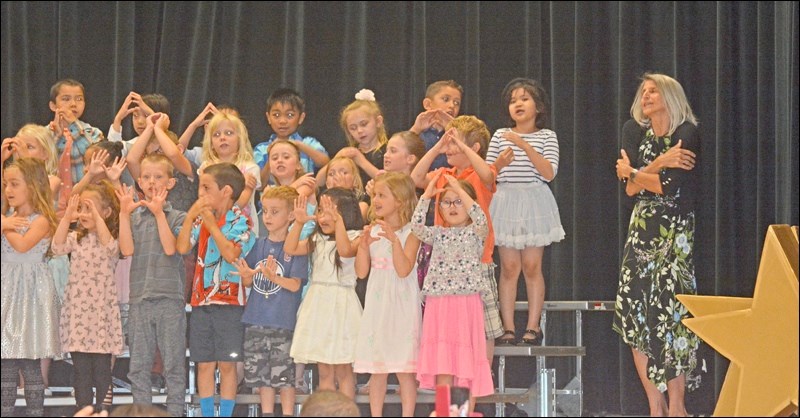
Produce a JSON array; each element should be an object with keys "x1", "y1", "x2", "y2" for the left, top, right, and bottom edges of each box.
[
  {"x1": 70, "y1": 352, "x2": 112, "y2": 409},
  {"x1": 1, "y1": 359, "x2": 44, "y2": 417}
]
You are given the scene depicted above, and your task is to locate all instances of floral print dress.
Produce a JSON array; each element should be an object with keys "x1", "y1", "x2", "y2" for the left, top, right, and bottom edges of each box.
[{"x1": 612, "y1": 121, "x2": 702, "y2": 392}]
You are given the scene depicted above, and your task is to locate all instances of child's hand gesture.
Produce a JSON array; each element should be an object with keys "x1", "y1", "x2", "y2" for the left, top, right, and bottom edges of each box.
[
  {"x1": 154, "y1": 113, "x2": 171, "y2": 131},
  {"x1": 442, "y1": 174, "x2": 461, "y2": 190},
  {"x1": 260, "y1": 255, "x2": 279, "y2": 282},
  {"x1": 187, "y1": 196, "x2": 211, "y2": 221},
  {"x1": 290, "y1": 173, "x2": 316, "y2": 191},
  {"x1": 104, "y1": 156, "x2": 128, "y2": 183},
  {"x1": 292, "y1": 195, "x2": 314, "y2": 224},
  {"x1": 141, "y1": 187, "x2": 168, "y2": 216},
  {"x1": 64, "y1": 194, "x2": 81, "y2": 222},
  {"x1": 1, "y1": 212, "x2": 30, "y2": 232},
  {"x1": 335, "y1": 147, "x2": 359, "y2": 160},
  {"x1": 359, "y1": 224, "x2": 378, "y2": 250},
  {"x1": 113, "y1": 92, "x2": 139, "y2": 126},
  {"x1": 502, "y1": 130, "x2": 529, "y2": 149},
  {"x1": 365, "y1": 178, "x2": 375, "y2": 198},
  {"x1": 1, "y1": 137, "x2": 20, "y2": 163},
  {"x1": 494, "y1": 147, "x2": 515, "y2": 171},
  {"x1": 422, "y1": 171, "x2": 445, "y2": 199},
  {"x1": 319, "y1": 194, "x2": 341, "y2": 225},
  {"x1": 83, "y1": 196, "x2": 105, "y2": 225},
  {"x1": 87, "y1": 148, "x2": 110, "y2": 179},
  {"x1": 190, "y1": 102, "x2": 219, "y2": 130},
  {"x1": 231, "y1": 257, "x2": 258, "y2": 282},
  {"x1": 375, "y1": 220, "x2": 399, "y2": 244},
  {"x1": 115, "y1": 185, "x2": 143, "y2": 215},
  {"x1": 434, "y1": 128, "x2": 457, "y2": 154},
  {"x1": 244, "y1": 173, "x2": 257, "y2": 191}
]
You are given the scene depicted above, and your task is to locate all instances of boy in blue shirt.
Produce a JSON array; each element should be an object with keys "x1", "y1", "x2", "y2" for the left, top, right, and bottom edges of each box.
[
  {"x1": 233, "y1": 185, "x2": 308, "y2": 417},
  {"x1": 254, "y1": 88, "x2": 329, "y2": 185}
]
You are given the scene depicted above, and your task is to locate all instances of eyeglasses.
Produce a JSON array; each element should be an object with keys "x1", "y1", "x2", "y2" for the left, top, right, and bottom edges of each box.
[{"x1": 439, "y1": 199, "x2": 463, "y2": 208}]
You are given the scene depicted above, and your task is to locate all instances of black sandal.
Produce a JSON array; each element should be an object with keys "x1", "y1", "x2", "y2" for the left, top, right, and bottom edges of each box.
[
  {"x1": 496, "y1": 330, "x2": 516, "y2": 345},
  {"x1": 521, "y1": 329, "x2": 543, "y2": 346}
]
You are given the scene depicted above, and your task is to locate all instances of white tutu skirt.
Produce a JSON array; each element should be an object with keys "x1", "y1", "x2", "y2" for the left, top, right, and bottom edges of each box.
[{"x1": 489, "y1": 182, "x2": 565, "y2": 249}]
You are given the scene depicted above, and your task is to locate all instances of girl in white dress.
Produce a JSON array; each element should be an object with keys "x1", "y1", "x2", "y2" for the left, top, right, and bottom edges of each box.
[
  {"x1": 285, "y1": 187, "x2": 364, "y2": 400},
  {"x1": 354, "y1": 172, "x2": 421, "y2": 417}
]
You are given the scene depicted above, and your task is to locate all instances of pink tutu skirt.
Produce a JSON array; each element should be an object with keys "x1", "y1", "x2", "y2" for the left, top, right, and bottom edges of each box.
[{"x1": 417, "y1": 293, "x2": 494, "y2": 397}]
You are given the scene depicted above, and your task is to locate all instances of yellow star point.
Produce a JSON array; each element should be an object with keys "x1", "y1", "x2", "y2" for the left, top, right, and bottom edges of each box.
[{"x1": 677, "y1": 225, "x2": 798, "y2": 416}]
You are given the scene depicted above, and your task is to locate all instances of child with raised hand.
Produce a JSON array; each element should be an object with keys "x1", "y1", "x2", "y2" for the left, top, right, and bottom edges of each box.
[
  {"x1": 2, "y1": 125, "x2": 66, "y2": 391},
  {"x1": 116, "y1": 153, "x2": 188, "y2": 417},
  {"x1": 411, "y1": 172, "x2": 494, "y2": 406},
  {"x1": 197, "y1": 112, "x2": 262, "y2": 236},
  {"x1": 126, "y1": 112, "x2": 197, "y2": 212},
  {"x1": 179, "y1": 102, "x2": 220, "y2": 166},
  {"x1": 354, "y1": 172, "x2": 421, "y2": 417},
  {"x1": 48, "y1": 78, "x2": 105, "y2": 184},
  {"x1": 409, "y1": 80, "x2": 464, "y2": 171},
  {"x1": 52, "y1": 180, "x2": 123, "y2": 413},
  {"x1": 1, "y1": 158, "x2": 61, "y2": 418},
  {"x1": 254, "y1": 88, "x2": 330, "y2": 182},
  {"x1": 330, "y1": 89, "x2": 388, "y2": 186},
  {"x1": 232, "y1": 186, "x2": 309, "y2": 418},
  {"x1": 264, "y1": 140, "x2": 317, "y2": 198},
  {"x1": 486, "y1": 78, "x2": 564, "y2": 346},
  {"x1": 176, "y1": 162, "x2": 256, "y2": 418},
  {"x1": 108, "y1": 92, "x2": 169, "y2": 154},
  {"x1": 324, "y1": 155, "x2": 369, "y2": 221},
  {"x1": 365, "y1": 130, "x2": 426, "y2": 197},
  {"x1": 285, "y1": 188, "x2": 364, "y2": 400},
  {"x1": 410, "y1": 116, "x2": 505, "y2": 366},
  {"x1": 71, "y1": 141, "x2": 128, "y2": 196}
]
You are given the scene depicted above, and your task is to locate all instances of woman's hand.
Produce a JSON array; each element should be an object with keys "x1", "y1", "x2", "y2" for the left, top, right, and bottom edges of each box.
[{"x1": 654, "y1": 139, "x2": 696, "y2": 171}]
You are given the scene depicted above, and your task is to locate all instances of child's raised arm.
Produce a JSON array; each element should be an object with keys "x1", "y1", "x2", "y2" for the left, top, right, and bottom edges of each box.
[
  {"x1": 176, "y1": 197, "x2": 205, "y2": 255},
  {"x1": 284, "y1": 195, "x2": 314, "y2": 256},
  {"x1": 53, "y1": 194, "x2": 80, "y2": 247},
  {"x1": 260, "y1": 255, "x2": 301, "y2": 292},
  {"x1": 450, "y1": 128, "x2": 495, "y2": 188},
  {"x1": 354, "y1": 224, "x2": 376, "y2": 279},
  {"x1": 84, "y1": 197, "x2": 113, "y2": 246},
  {"x1": 410, "y1": 133, "x2": 449, "y2": 189},
  {"x1": 152, "y1": 113, "x2": 193, "y2": 178},
  {"x1": 125, "y1": 119, "x2": 156, "y2": 180},
  {"x1": 141, "y1": 187, "x2": 179, "y2": 256},
  {"x1": 116, "y1": 185, "x2": 142, "y2": 257},
  {"x1": 179, "y1": 102, "x2": 217, "y2": 152},
  {"x1": 291, "y1": 140, "x2": 330, "y2": 170}
]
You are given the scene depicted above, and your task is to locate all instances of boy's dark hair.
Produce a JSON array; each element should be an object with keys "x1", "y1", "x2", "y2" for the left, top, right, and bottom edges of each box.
[
  {"x1": 49, "y1": 78, "x2": 85, "y2": 102},
  {"x1": 86, "y1": 141, "x2": 125, "y2": 165},
  {"x1": 142, "y1": 93, "x2": 170, "y2": 114},
  {"x1": 204, "y1": 162, "x2": 246, "y2": 202},
  {"x1": 425, "y1": 80, "x2": 463, "y2": 100},
  {"x1": 501, "y1": 77, "x2": 551, "y2": 129},
  {"x1": 267, "y1": 88, "x2": 305, "y2": 114},
  {"x1": 308, "y1": 187, "x2": 364, "y2": 273},
  {"x1": 321, "y1": 187, "x2": 364, "y2": 232}
]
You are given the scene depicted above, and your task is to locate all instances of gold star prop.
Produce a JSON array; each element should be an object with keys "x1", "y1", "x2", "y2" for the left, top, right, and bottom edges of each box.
[{"x1": 677, "y1": 224, "x2": 798, "y2": 416}]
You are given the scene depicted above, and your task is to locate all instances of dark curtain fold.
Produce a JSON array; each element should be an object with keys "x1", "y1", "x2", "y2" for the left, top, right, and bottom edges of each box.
[{"x1": 2, "y1": 1, "x2": 797, "y2": 415}]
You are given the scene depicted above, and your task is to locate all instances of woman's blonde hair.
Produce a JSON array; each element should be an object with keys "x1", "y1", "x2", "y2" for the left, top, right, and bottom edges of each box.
[
  {"x1": 201, "y1": 112, "x2": 255, "y2": 168},
  {"x1": 368, "y1": 171, "x2": 417, "y2": 224},
  {"x1": 631, "y1": 73, "x2": 698, "y2": 136},
  {"x1": 16, "y1": 124, "x2": 58, "y2": 175}
]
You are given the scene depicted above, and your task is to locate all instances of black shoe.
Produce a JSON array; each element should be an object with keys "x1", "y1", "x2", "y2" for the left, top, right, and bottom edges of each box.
[
  {"x1": 496, "y1": 330, "x2": 516, "y2": 346},
  {"x1": 520, "y1": 329, "x2": 543, "y2": 346}
]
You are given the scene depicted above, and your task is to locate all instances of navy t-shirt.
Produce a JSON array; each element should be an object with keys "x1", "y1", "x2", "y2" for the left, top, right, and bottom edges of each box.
[{"x1": 241, "y1": 237, "x2": 309, "y2": 330}]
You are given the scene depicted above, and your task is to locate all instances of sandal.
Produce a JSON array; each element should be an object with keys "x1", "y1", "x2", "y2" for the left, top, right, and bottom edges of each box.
[
  {"x1": 496, "y1": 330, "x2": 516, "y2": 346},
  {"x1": 520, "y1": 329, "x2": 543, "y2": 346}
]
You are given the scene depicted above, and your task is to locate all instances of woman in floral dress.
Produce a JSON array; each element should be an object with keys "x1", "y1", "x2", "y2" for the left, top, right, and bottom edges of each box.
[{"x1": 613, "y1": 73, "x2": 702, "y2": 417}]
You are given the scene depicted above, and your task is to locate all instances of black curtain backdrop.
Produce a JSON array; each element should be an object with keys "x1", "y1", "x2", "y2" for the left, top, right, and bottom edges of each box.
[{"x1": 2, "y1": 1, "x2": 798, "y2": 415}]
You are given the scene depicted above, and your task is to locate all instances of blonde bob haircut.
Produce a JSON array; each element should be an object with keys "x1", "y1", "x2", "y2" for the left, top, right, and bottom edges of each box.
[{"x1": 630, "y1": 72, "x2": 698, "y2": 136}]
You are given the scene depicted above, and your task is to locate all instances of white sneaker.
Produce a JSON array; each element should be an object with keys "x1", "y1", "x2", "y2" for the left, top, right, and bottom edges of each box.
[{"x1": 44, "y1": 388, "x2": 52, "y2": 396}]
